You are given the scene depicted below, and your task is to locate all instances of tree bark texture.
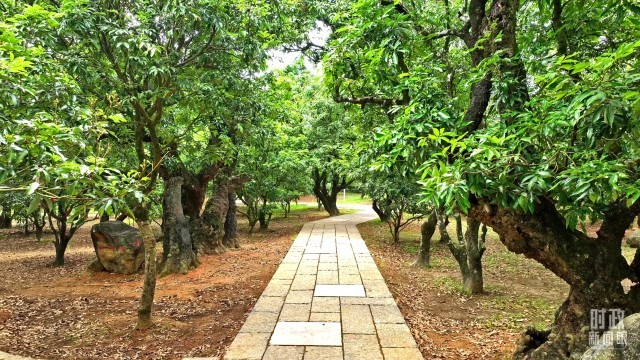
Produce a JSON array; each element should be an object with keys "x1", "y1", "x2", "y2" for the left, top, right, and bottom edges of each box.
[
  {"x1": 159, "y1": 176, "x2": 198, "y2": 276},
  {"x1": 443, "y1": 213, "x2": 485, "y2": 294},
  {"x1": 136, "y1": 215, "x2": 156, "y2": 330},
  {"x1": 470, "y1": 198, "x2": 640, "y2": 359},
  {"x1": 372, "y1": 199, "x2": 390, "y2": 222},
  {"x1": 197, "y1": 179, "x2": 231, "y2": 254},
  {"x1": 312, "y1": 168, "x2": 349, "y2": 216},
  {"x1": 412, "y1": 211, "x2": 437, "y2": 267},
  {"x1": 222, "y1": 190, "x2": 239, "y2": 249}
]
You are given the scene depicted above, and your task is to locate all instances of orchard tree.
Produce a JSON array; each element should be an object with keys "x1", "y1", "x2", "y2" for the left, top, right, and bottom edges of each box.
[
  {"x1": 323, "y1": 0, "x2": 488, "y2": 293},
  {"x1": 303, "y1": 85, "x2": 358, "y2": 216},
  {"x1": 0, "y1": 4, "x2": 137, "y2": 266},
  {"x1": 237, "y1": 70, "x2": 311, "y2": 231}
]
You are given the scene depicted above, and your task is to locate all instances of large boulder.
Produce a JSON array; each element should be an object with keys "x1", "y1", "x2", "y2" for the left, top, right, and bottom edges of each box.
[
  {"x1": 626, "y1": 231, "x2": 640, "y2": 248},
  {"x1": 582, "y1": 313, "x2": 640, "y2": 360},
  {"x1": 90, "y1": 221, "x2": 145, "y2": 274}
]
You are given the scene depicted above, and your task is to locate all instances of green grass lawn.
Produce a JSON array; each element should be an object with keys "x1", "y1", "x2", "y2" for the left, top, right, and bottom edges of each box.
[{"x1": 336, "y1": 191, "x2": 371, "y2": 205}]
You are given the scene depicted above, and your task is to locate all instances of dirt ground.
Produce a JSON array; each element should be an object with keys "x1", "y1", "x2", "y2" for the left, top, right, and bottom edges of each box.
[
  {"x1": 0, "y1": 207, "x2": 327, "y2": 360},
  {"x1": 357, "y1": 220, "x2": 571, "y2": 360}
]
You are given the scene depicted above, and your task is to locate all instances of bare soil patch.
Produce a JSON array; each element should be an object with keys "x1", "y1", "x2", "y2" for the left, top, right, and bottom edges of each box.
[{"x1": 0, "y1": 207, "x2": 326, "y2": 359}]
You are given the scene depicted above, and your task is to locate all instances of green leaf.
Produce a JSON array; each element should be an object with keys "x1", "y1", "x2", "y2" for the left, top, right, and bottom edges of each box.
[
  {"x1": 27, "y1": 182, "x2": 40, "y2": 195},
  {"x1": 27, "y1": 195, "x2": 41, "y2": 214}
]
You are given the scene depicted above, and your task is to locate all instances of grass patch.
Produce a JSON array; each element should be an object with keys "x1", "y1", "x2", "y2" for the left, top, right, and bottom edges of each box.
[
  {"x1": 484, "y1": 295, "x2": 556, "y2": 330},
  {"x1": 336, "y1": 191, "x2": 371, "y2": 205}
]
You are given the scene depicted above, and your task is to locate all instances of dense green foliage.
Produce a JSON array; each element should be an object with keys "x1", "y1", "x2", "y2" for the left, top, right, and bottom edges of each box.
[{"x1": 3, "y1": 0, "x2": 640, "y2": 355}]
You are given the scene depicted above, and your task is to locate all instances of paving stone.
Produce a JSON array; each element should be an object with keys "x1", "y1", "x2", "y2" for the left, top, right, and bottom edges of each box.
[
  {"x1": 337, "y1": 261, "x2": 357, "y2": 268},
  {"x1": 252, "y1": 296, "x2": 285, "y2": 313},
  {"x1": 382, "y1": 347, "x2": 424, "y2": 360},
  {"x1": 342, "y1": 334, "x2": 383, "y2": 360},
  {"x1": 303, "y1": 346, "x2": 343, "y2": 360},
  {"x1": 375, "y1": 323, "x2": 418, "y2": 348},
  {"x1": 370, "y1": 304, "x2": 406, "y2": 324},
  {"x1": 273, "y1": 270, "x2": 296, "y2": 284},
  {"x1": 364, "y1": 285, "x2": 393, "y2": 298},
  {"x1": 338, "y1": 266, "x2": 359, "y2": 275},
  {"x1": 320, "y1": 254, "x2": 338, "y2": 262},
  {"x1": 285, "y1": 290, "x2": 313, "y2": 304},
  {"x1": 291, "y1": 275, "x2": 316, "y2": 290},
  {"x1": 314, "y1": 284, "x2": 365, "y2": 297},
  {"x1": 309, "y1": 311, "x2": 341, "y2": 322},
  {"x1": 297, "y1": 266, "x2": 319, "y2": 275},
  {"x1": 315, "y1": 271, "x2": 339, "y2": 284},
  {"x1": 311, "y1": 297, "x2": 340, "y2": 313},
  {"x1": 340, "y1": 297, "x2": 396, "y2": 305},
  {"x1": 318, "y1": 262, "x2": 338, "y2": 271},
  {"x1": 339, "y1": 274, "x2": 362, "y2": 285},
  {"x1": 239, "y1": 311, "x2": 279, "y2": 333},
  {"x1": 261, "y1": 282, "x2": 291, "y2": 297},
  {"x1": 359, "y1": 270, "x2": 384, "y2": 280},
  {"x1": 279, "y1": 303, "x2": 311, "y2": 321},
  {"x1": 342, "y1": 304, "x2": 375, "y2": 334},
  {"x1": 302, "y1": 254, "x2": 320, "y2": 261},
  {"x1": 270, "y1": 322, "x2": 342, "y2": 346},
  {"x1": 281, "y1": 258, "x2": 302, "y2": 264},
  {"x1": 224, "y1": 333, "x2": 270, "y2": 360},
  {"x1": 305, "y1": 248, "x2": 336, "y2": 254},
  {"x1": 262, "y1": 346, "x2": 304, "y2": 360},
  {"x1": 273, "y1": 270, "x2": 297, "y2": 280}
]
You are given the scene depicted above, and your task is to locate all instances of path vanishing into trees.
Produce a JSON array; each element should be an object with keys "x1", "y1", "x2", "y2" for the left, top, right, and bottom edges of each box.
[{"x1": 222, "y1": 207, "x2": 423, "y2": 360}]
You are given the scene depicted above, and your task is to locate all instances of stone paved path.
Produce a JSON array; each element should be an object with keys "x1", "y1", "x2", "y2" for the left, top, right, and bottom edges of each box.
[{"x1": 223, "y1": 209, "x2": 423, "y2": 360}]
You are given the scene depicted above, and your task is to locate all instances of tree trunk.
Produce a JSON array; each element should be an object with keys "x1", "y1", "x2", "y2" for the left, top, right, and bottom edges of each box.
[
  {"x1": 100, "y1": 213, "x2": 110, "y2": 223},
  {"x1": 136, "y1": 210, "x2": 156, "y2": 330},
  {"x1": 463, "y1": 217, "x2": 485, "y2": 294},
  {"x1": 159, "y1": 176, "x2": 198, "y2": 276},
  {"x1": 412, "y1": 211, "x2": 437, "y2": 267},
  {"x1": 23, "y1": 217, "x2": 31, "y2": 235},
  {"x1": 197, "y1": 179, "x2": 230, "y2": 254},
  {"x1": 258, "y1": 198, "x2": 270, "y2": 230},
  {"x1": 315, "y1": 189, "x2": 340, "y2": 216},
  {"x1": 436, "y1": 210, "x2": 450, "y2": 243},
  {"x1": 54, "y1": 237, "x2": 69, "y2": 266},
  {"x1": 372, "y1": 199, "x2": 390, "y2": 222},
  {"x1": 391, "y1": 225, "x2": 400, "y2": 243},
  {"x1": 34, "y1": 219, "x2": 44, "y2": 241},
  {"x1": 312, "y1": 169, "x2": 347, "y2": 216},
  {"x1": 471, "y1": 198, "x2": 640, "y2": 359},
  {"x1": 0, "y1": 212, "x2": 12, "y2": 229},
  {"x1": 444, "y1": 214, "x2": 484, "y2": 294},
  {"x1": 222, "y1": 190, "x2": 239, "y2": 249}
]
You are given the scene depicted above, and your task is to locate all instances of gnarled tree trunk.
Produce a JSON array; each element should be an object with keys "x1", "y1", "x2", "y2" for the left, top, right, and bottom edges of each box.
[
  {"x1": 372, "y1": 199, "x2": 390, "y2": 222},
  {"x1": 222, "y1": 190, "x2": 239, "y2": 249},
  {"x1": 412, "y1": 211, "x2": 437, "y2": 267},
  {"x1": 312, "y1": 168, "x2": 349, "y2": 216},
  {"x1": 471, "y1": 198, "x2": 640, "y2": 359},
  {"x1": 442, "y1": 213, "x2": 485, "y2": 294},
  {"x1": 463, "y1": 217, "x2": 486, "y2": 294},
  {"x1": 197, "y1": 179, "x2": 231, "y2": 254},
  {"x1": 159, "y1": 177, "x2": 198, "y2": 276}
]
